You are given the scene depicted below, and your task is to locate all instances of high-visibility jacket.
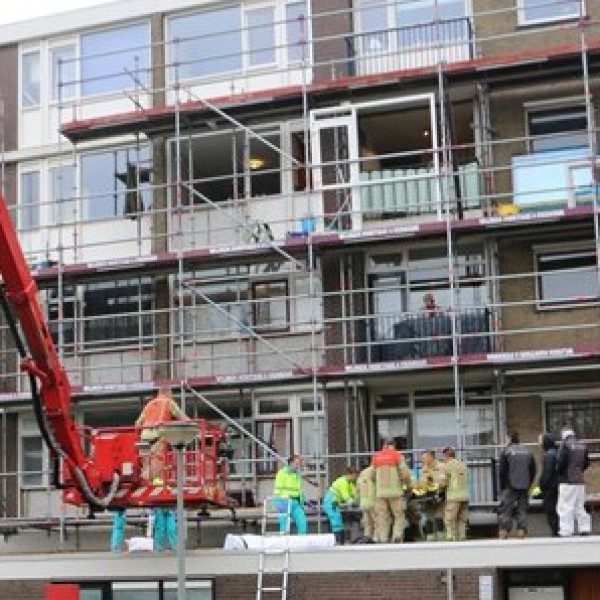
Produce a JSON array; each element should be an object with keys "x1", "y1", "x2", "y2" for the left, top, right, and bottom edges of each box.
[
  {"x1": 374, "y1": 458, "x2": 412, "y2": 499},
  {"x1": 443, "y1": 458, "x2": 469, "y2": 502},
  {"x1": 274, "y1": 466, "x2": 304, "y2": 502},
  {"x1": 329, "y1": 475, "x2": 357, "y2": 505},
  {"x1": 136, "y1": 395, "x2": 186, "y2": 441},
  {"x1": 357, "y1": 465, "x2": 376, "y2": 510},
  {"x1": 420, "y1": 460, "x2": 444, "y2": 490},
  {"x1": 372, "y1": 447, "x2": 403, "y2": 468}
]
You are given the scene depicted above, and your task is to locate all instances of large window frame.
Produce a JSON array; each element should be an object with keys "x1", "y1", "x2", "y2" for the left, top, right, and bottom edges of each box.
[
  {"x1": 80, "y1": 21, "x2": 151, "y2": 97},
  {"x1": 19, "y1": 415, "x2": 49, "y2": 489},
  {"x1": 518, "y1": 0, "x2": 583, "y2": 26},
  {"x1": 535, "y1": 243, "x2": 598, "y2": 309},
  {"x1": 166, "y1": 2, "x2": 309, "y2": 84},
  {"x1": 527, "y1": 103, "x2": 589, "y2": 154},
  {"x1": 546, "y1": 398, "x2": 600, "y2": 451}
]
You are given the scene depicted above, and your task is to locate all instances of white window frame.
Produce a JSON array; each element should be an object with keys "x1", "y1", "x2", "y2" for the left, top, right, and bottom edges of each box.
[
  {"x1": 19, "y1": 415, "x2": 49, "y2": 489},
  {"x1": 534, "y1": 242, "x2": 598, "y2": 309},
  {"x1": 244, "y1": 3, "x2": 277, "y2": 70},
  {"x1": 20, "y1": 48, "x2": 41, "y2": 110},
  {"x1": 517, "y1": 0, "x2": 584, "y2": 26},
  {"x1": 18, "y1": 166, "x2": 42, "y2": 232}
]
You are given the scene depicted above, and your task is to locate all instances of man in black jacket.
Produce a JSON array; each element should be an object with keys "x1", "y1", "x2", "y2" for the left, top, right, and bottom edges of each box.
[
  {"x1": 538, "y1": 432, "x2": 559, "y2": 536},
  {"x1": 498, "y1": 431, "x2": 536, "y2": 539},
  {"x1": 556, "y1": 427, "x2": 591, "y2": 537}
]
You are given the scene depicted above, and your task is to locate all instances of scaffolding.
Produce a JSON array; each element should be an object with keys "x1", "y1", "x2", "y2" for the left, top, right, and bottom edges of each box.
[{"x1": 0, "y1": 0, "x2": 599, "y2": 527}]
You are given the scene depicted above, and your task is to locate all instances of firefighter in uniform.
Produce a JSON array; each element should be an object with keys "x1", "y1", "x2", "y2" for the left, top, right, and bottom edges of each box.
[
  {"x1": 416, "y1": 449, "x2": 445, "y2": 541},
  {"x1": 357, "y1": 463, "x2": 377, "y2": 542},
  {"x1": 440, "y1": 447, "x2": 469, "y2": 541},
  {"x1": 323, "y1": 466, "x2": 359, "y2": 544},
  {"x1": 373, "y1": 439, "x2": 413, "y2": 543},
  {"x1": 273, "y1": 455, "x2": 308, "y2": 534}
]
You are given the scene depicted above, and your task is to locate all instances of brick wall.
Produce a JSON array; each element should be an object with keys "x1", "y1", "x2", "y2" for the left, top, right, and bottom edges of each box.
[{"x1": 217, "y1": 569, "x2": 499, "y2": 600}]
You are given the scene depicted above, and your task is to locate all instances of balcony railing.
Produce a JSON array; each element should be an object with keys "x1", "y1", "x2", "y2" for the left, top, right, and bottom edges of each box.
[
  {"x1": 346, "y1": 17, "x2": 474, "y2": 77},
  {"x1": 371, "y1": 308, "x2": 492, "y2": 362}
]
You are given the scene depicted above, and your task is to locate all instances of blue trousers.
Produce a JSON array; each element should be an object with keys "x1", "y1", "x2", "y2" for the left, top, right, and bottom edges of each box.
[
  {"x1": 276, "y1": 498, "x2": 308, "y2": 535},
  {"x1": 153, "y1": 508, "x2": 178, "y2": 551},
  {"x1": 323, "y1": 491, "x2": 344, "y2": 533},
  {"x1": 111, "y1": 510, "x2": 126, "y2": 552}
]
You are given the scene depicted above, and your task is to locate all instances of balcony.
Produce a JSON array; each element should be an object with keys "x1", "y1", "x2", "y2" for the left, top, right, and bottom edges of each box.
[
  {"x1": 371, "y1": 308, "x2": 492, "y2": 362},
  {"x1": 346, "y1": 18, "x2": 474, "y2": 78}
]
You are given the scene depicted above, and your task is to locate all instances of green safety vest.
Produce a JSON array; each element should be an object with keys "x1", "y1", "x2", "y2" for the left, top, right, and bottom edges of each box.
[
  {"x1": 329, "y1": 475, "x2": 357, "y2": 505},
  {"x1": 274, "y1": 466, "x2": 304, "y2": 501}
]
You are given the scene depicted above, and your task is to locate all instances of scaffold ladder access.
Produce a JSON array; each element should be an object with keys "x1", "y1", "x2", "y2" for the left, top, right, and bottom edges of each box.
[{"x1": 256, "y1": 497, "x2": 292, "y2": 600}]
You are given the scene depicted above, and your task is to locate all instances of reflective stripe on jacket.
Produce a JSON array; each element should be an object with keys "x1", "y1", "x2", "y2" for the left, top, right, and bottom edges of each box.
[
  {"x1": 357, "y1": 465, "x2": 376, "y2": 510},
  {"x1": 444, "y1": 458, "x2": 469, "y2": 502}
]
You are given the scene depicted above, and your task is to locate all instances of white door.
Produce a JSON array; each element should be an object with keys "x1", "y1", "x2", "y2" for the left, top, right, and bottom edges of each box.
[{"x1": 310, "y1": 107, "x2": 360, "y2": 230}]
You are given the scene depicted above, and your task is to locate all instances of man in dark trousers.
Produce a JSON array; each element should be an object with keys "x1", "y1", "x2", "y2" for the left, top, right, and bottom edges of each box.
[
  {"x1": 538, "y1": 432, "x2": 559, "y2": 537},
  {"x1": 556, "y1": 427, "x2": 591, "y2": 537},
  {"x1": 498, "y1": 431, "x2": 536, "y2": 539}
]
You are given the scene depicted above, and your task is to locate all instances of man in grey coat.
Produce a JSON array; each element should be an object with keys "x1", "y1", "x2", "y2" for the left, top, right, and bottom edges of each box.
[{"x1": 498, "y1": 431, "x2": 536, "y2": 539}]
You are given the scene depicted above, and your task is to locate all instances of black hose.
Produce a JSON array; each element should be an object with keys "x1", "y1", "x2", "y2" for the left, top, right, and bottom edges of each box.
[{"x1": 0, "y1": 285, "x2": 119, "y2": 509}]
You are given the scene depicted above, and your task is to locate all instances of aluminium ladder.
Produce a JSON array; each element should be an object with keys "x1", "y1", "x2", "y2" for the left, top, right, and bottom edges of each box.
[{"x1": 256, "y1": 496, "x2": 292, "y2": 600}]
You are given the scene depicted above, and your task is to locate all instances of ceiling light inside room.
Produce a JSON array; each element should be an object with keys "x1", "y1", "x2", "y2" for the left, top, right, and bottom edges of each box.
[{"x1": 248, "y1": 157, "x2": 265, "y2": 170}]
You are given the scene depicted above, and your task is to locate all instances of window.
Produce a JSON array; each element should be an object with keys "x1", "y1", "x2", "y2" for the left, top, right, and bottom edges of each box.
[
  {"x1": 168, "y1": 6, "x2": 242, "y2": 81},
  {"x1": 83, "y1": 278, "x2": 154, "y2": 347},
  {"x1": 247, "y1": 7, "x2": 276, "y2": 67},
  {"x1": 528, "y1": 106, "x2": 588, "y2": 153},
  {"x1": 81, "y1": 146, "x2": 152, "y2": 221},
  {"x1": 81, "y1": 23, "x2": 150, "y2": 96},
  {"x1": 51, "y1": 44, "x2": 76, "y2": 101},
  {"x1": 47, "y1": 285, "x2": 76, "y2": 351},
  {"x1": 286, "y1": 2, "x2": 308, "y2": 63},
  {"x1": 256, "y1": 419, "x2": 292, "y2": 474},
  {"x1": 19, "y1": 170, "x2": 40, "y2": 231},
  {"x1": 179, "y1": 272, "x2": 250, "y2": 341},
  {"x1": 252, "y1": 280, "x2": 289, "y2": 331},
  {"x1": 536, "y1": 246, "x2": 597, "y2": 306},
  {"x1": 20, "y1": 416, "x2": 47, "y2": 488},
  {"x1": 519, "y1": 0, "x2": 582, "y2": 25},
  {"x1": 547, "y1": 400, "x2": 600, "y2": 449},
  {"x1": 50, "y1": 164, "x2": 77, "y2": 224},
  {"x1": 21, "y1": 51, "x2": 40, "y2": 108}
]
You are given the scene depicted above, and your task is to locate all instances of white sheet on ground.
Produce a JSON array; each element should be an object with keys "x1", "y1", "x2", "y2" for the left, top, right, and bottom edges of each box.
[{"x1": 224, "y1": 533, "x2": 335, "y2": 550}]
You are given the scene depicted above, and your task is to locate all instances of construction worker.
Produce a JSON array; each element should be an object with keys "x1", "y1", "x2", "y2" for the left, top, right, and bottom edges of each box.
[
  {"x1": 110, "y1": 509, "x2": 127, "y2": 553},
  {"x1": 556, "y1": 427, "x2": 591, "y2": 537},
  {"x1": 372, "y1": 439, "x2": 412, "y2": 543},
  {"x1": 323, "y1": 466, "x2": 359, "y2": 544},
  {"x1": 498, "y1": 431, "x2": 536, "y2": 539},
  {"x1": 417, "y1": 449, "x2": 445, "y2": 541},
  {"x1": 356, "y1": 463, "x2": 376, "y2": 542},
  {"x1": 273, "y1": 455, "x2": 308, "y2": 535},
  {"x1": 135, "y1": 388, "x2": 190, "y2": 482},
  {"x1": 153, "y1": 507, "x2": 178, "y2": 552},
  {"x1": 440, "y1": 447, "x2": 469, "y2": 541},
  {"x1": 538, "y1": 432, "x2": 559, "y2": 537}
]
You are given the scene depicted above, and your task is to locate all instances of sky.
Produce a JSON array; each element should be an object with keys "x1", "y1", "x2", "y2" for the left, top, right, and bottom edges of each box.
[{"x1": 0, "y1": 0, "x2": 113, "y2": 26}]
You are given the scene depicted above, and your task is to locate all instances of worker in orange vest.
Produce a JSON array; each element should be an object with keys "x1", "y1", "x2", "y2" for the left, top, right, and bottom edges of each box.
[
  {"x1": 372, "y1": 439, "x2": 412, "y2": 543},
  {"x1": 136, "y1": 387, "x2": 189, "y2": 481}
]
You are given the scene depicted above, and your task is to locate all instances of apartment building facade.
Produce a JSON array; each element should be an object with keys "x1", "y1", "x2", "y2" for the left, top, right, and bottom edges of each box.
[{"x1": 1, "y1": 0, "x2": 600, "y2": 598}]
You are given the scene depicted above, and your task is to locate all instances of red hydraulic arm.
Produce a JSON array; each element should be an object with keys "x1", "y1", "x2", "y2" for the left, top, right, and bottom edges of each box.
[
  {"x1": 0, "y1": 192, "x2": 231, "y2": 511},
  {"x1": 0, "y1": 192, "x2": 110, "y2": 506}
]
